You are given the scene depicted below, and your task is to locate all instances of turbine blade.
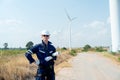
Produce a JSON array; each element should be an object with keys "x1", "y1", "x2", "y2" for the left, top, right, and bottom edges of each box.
[
  {"x1": 64, "y1": 9, "x2": 71, "y2": 21},
  {"x1": 71, "y1": 17, "x2": 77, "y2": 21}
]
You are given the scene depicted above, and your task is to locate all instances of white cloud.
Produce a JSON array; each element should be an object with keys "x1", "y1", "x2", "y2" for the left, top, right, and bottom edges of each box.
[
  {"x1": 0, "y1": 19, "x2": 22, "y2": 26},
  {"x1": 71, "y1": 19, "x2": 111, "y2": 47},
  {"x1": 85, "y1": 20, "x2": 105, "y2": 29}
]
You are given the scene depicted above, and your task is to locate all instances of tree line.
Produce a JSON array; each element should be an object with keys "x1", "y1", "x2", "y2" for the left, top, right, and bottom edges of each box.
[
  {"x1": 1, "y1": 42, "x2": 108, "y2": 52},
  {"x1": 1, "y1": 41, "x2": 34, "y2": 50}
]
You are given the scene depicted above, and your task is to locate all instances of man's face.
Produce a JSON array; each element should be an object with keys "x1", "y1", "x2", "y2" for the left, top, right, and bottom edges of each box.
[{"x1": 42, "y1": 35, "x2": 50, "y2": 41}]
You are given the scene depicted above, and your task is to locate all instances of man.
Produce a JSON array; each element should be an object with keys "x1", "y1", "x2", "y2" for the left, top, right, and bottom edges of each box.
[{"x1": 25, "y1": 30, "x2": 59, "y2": 80}]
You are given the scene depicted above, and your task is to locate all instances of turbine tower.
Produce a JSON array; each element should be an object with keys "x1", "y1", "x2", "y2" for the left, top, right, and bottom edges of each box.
[
  {"x1": 65, "y1": 9, "x2": 76, "y2": 51},
  {"x1": 109, "y1": 0, "x2": 120, "y2": 52}
]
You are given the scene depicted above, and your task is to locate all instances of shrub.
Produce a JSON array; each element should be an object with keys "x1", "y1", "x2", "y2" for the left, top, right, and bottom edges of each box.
[
  {"x1": 95, "y1": 47, "x2": 104, "y2": 52},
  {"x1": 82, "y1": 44, "x2": 91, "y2": 52},
  {"x1": 61, "y1": 47, "x2": 67, "y2": 50},
  {"x1": 69, "y1": 49, "x2": 77, "y2": 56},
  {"x1": 110, "y1": 52, "x2": 116, "y2": 55}
]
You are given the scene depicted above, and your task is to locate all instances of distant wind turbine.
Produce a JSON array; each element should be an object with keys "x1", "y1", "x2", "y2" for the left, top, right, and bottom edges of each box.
[{"x1": 65, "y1": 9, "x2": 77, "y2": 51}]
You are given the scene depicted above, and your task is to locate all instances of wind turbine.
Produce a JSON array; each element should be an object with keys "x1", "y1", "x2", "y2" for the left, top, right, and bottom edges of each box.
[
  {"x1": 109, "y1": 0, "x2": 120, "y2": 52},
  {"x1": 65, "y1": 9, "x2": 77, "y2": 51}
]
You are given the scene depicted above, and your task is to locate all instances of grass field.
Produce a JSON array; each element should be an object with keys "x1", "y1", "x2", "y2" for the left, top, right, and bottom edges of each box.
[{"x1": 0, "y1": 49, "x2": 73, "y2": 80}]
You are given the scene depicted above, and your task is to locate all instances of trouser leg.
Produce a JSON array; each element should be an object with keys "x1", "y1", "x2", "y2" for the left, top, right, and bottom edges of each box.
[
  {"x1": 35, "y1": 67, "x2": 45, "y2": 80},
  {"x1": 46, "y1": 65, "x2": 55, "y2": 80},
  {"x1": 46, "y1": 73, "x2": 55, "y2": 80}
]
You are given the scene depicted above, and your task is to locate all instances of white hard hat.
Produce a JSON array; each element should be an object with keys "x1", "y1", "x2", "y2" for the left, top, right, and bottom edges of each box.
[{"x1": 41, "y1": 30, "x2": 50, "y2": 35}]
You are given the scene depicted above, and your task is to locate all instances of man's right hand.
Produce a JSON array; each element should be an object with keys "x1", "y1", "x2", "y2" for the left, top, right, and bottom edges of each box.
[
  {"x1": 34, "y1": 60, "x2": 40, "y2": 66},
  {"x1": 45, "y1": 56, "x2": 53, "y2": 61}
]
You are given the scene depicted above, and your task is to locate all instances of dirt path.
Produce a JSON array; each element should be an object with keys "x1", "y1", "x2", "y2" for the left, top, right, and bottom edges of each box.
[{"x1": 56, "y1": 53, "x2": 120, "y2": 80}]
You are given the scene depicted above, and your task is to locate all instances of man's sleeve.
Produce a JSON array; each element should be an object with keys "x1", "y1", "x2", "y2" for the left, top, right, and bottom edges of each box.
[
  {"x1": 51, "y1": 46, "x2": 57, "y2": 60},
  {"x1": 25, "y1": 45, "x2": 38, "y2": 64}
]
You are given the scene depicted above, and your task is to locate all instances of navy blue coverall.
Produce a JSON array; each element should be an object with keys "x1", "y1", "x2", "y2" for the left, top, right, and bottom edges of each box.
[{"x1": 25, "y1": 40, "x2": 57, "y2": 80}]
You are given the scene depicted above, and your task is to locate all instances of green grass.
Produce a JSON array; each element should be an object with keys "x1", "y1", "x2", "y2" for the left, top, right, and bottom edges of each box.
[
  {"x1": 118, "y1": 57, "x2": 120, "y2": 62},
  {"x1": 0, "y1": 49, "x2": 26, "y2": 56}
]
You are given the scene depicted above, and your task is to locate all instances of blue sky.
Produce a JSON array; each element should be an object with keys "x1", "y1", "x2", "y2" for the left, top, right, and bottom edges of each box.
[{"x1": 0, "y1": 0, "x2": 111, "y2": 48}]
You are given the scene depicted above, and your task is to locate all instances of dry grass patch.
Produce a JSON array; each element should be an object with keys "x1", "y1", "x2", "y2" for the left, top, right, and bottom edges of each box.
[
  {"x1": 0, "y1": 50, "x2": 73, "y2": 80},
  {"x1": 0, "y1": 54, "x2": 37, "y2": 80}
]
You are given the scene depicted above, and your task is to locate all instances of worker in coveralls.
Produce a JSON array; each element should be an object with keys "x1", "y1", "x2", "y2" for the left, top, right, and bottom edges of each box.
[{"x1": 25, "y1": 30, "x2": 59, "y2": 80}]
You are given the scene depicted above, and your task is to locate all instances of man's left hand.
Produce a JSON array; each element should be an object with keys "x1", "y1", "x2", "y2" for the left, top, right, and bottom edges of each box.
[{"x1": 52, "y1": 52, "x2": 59, "y2": 56}]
